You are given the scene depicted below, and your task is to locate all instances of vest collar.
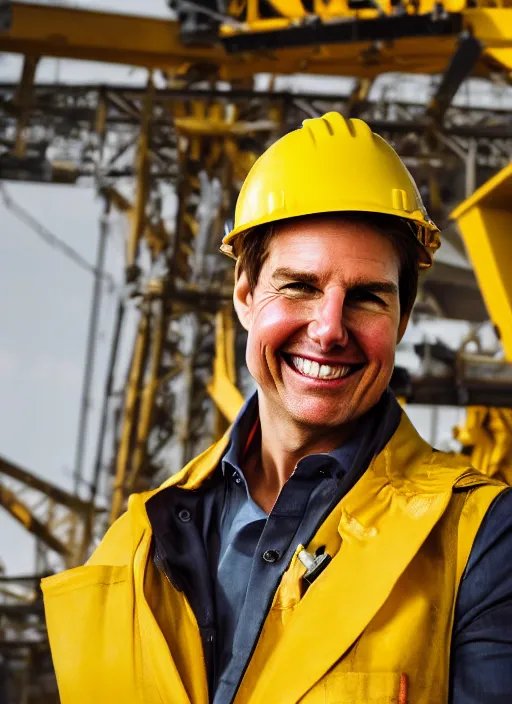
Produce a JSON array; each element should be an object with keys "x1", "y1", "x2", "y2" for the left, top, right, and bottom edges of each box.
[{"x1": 142, "y1": 400, "x2": 469, "y2": 500}]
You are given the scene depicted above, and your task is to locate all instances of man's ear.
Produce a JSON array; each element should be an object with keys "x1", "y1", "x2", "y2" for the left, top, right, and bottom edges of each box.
[
  {"x1": 233, "y1": 270, "x2": 253, "y2": 332},
  {"x1": 397, "y1": 312, "x2": 410, "y2": 343}
]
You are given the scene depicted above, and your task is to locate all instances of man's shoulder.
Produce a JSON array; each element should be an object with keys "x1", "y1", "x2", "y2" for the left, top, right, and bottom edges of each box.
[
  {"x1": 87, "y1": 507, "x2": 140, "y2": 567},
  {"x1": 464, "y1": 486, "x2": 512, "y2": 571},
  {"x1": 455, "y1": 486, "x2": 512, "y2": 634},
  {"x1": 86, "y1": 436, "x2": 231, "y2": 568},
  {"x1": 450, "y1": 485, "x2": 512, "y2": 700}
]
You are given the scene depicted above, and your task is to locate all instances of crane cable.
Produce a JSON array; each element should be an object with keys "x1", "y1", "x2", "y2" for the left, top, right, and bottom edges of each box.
[{"x1": 0, "y1": 181, "x2": 117, "y2": 292}]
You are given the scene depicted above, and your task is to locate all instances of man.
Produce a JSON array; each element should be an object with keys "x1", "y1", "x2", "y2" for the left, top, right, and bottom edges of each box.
[{"x1": 43, "y1": 113, "x2": 512, "y2": 703}]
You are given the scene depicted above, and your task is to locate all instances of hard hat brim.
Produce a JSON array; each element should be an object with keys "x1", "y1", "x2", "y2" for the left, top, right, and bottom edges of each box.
[{"x1": 221, "y1": 209, "x2": 439, "y2": 269}]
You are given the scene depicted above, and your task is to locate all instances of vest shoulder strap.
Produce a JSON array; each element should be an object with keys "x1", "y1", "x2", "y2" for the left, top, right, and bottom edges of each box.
[{"x1": 455, "y1": 479, "x2": 506, "y2": 586}]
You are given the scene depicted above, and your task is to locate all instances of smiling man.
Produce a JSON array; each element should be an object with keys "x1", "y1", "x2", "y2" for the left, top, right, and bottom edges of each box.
[{"x1": 43, "y1": 113, "x2": 512, "y2": 704}]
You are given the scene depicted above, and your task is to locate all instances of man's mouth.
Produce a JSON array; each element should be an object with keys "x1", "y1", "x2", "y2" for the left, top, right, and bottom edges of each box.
[{"x1": 282, "y1": 353, "x2": 365, "y2": 381}]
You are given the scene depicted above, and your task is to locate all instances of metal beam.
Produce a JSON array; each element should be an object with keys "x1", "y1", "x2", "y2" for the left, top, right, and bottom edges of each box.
[
  {"x1": 2, "y1": 2, "x2": 512, "y2": 79},
  {"x1": 391, "y1": 369, "x2": 512, "y2": 408},
  {"x1": 1, "y1": 82, "x2": 511, "y2": 142},
  {"x1": 427, "y1": 33, "x2": 482, "y2": 124},
  {"x1": 0, "y1": 1, "x2": 226, "y2": 71},
  {"x1": 0, "y1": 1, "x2": 468, "y2": 79},
  {"x1": 451, "y1": 163, "x2": 512, "y2": 362},
  {"x1": 0, "y1": 456, "x2": 91, "y2": 514},
  {"x1": 207, "y1": 307, "x2": 245, "y2": 424},
  {"x1": 0, "y1": 482, "x2": 70, "y2": 557},
  {"x1": 222, "y1": 11, "x2": 463, "y2": 52}
]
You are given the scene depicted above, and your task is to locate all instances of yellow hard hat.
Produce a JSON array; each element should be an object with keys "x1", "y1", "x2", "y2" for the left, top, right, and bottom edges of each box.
[{"x1": 221, "y1": 112, "x2": 440, "y2": 268}]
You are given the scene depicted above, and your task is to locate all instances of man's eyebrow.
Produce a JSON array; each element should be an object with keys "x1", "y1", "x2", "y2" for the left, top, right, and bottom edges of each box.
[
  {"x1": 271, "y1": 267, "x2": 320, "y2": 284},
  {"x1": 271, "y1": 268, "x2": 398, "y2": 296},
  {"x1": 348, "y1": 280, "x2": 398, "y2": 296}
]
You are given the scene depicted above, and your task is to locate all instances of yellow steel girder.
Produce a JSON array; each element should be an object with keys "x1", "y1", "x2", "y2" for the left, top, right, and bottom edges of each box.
[
  {"x1": 104, "y1": 187, "x2": 170, "y2": 260},
  {"x1": 207, "y1": 307, "x2": 245, "y2": 426},
  {"x1": 3, "y1": 1, "x2": 512, "y2": 79},
  {"x1": 454, "y1": 407, "x2": 512, "y2": 485},
  {"x1": 0, "y1": 482, "x2": 69, "y2": 557},
  {"x1": 110, "y1": 308, "x2": 150, "y2": 524},
  {"x1": 230, "y1": 0, "x2": 466, "y2": 27},
  {"x1": 451, "y1": 163, "x2": 512, "y2": 362},
  {"x1": 0, "y1": 455, "x2": 95, "y2": 564}
]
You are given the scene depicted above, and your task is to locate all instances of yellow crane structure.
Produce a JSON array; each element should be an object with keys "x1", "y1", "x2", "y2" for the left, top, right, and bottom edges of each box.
[{"x1": 1, "y1": 0, "x2": 512, "y2": 700}]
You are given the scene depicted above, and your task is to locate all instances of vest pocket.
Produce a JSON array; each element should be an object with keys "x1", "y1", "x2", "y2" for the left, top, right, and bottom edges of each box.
[
  {"x1": 42, "y1": 565, "x2": 137, "y2": 704},
  {"x1": 325, "y1": 672, "x2": 407, "y2": 704},
  {"x1": 42, "y1": 563, "x2": 128, "y2": 595}
]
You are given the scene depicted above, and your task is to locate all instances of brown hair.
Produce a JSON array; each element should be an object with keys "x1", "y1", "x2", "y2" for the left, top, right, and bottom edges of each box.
[{"x1": 235, "y1": 212, "x2": 421, "y2": 317}]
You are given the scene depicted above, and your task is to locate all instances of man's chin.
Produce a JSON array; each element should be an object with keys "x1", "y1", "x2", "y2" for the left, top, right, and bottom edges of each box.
[
  {"x1": 276, "y1": 383, "x2": 384, "y2": 429},
  {"x1": 280, "y1": 397, "x2": 358, "y2": 429}
]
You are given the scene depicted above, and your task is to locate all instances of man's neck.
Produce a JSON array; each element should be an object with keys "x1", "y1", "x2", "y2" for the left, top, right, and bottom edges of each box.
[{"x1": 242, "y1": 391, "x2": 357, "y2": 513}]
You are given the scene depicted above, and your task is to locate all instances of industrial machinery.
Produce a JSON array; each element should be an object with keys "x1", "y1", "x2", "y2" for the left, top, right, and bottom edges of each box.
[{"x1": 1, "y1": 0, "x2": 512, "y2": 700}]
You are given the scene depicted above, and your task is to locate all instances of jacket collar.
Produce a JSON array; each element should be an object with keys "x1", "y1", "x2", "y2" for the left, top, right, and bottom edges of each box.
[
  {"x1": 220, "y1": 390, "x2": 393, "y2": 482},
  {"x1": 143, "y1": 387, "x2": 401, "y2": 502}
]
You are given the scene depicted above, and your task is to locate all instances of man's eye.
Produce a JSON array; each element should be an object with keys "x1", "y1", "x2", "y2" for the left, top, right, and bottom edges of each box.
[
  {"x1": 347, "y1": 291, "x2": 384, "y2": 304},
  {"x1": 282, "y1": 282, "x2": 316, "y2": 293}
]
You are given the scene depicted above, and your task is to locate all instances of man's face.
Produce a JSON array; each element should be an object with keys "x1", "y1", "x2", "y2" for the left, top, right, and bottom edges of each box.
[{"x1": 234, "y1": 215, "x2": 407, "y2": 429}]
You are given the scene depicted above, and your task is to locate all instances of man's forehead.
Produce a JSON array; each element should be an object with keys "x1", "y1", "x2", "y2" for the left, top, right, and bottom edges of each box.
[
  {"x1": 271, "y1": 217, "x2": 396, "y2": 252},
  {"x1": 263, "y1": 217, "x2": 399, "y2": 272},
  {"x1": 266, "y1": 238, "x2": 398, "y2": 277}
]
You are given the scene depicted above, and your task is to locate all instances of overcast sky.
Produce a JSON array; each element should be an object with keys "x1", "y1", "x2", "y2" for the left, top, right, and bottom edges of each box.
[{"x1": 0, "y1": 0, "x2": 473, "y2": 576}]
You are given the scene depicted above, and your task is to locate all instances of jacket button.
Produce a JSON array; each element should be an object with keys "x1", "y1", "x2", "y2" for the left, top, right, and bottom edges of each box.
[
  {"x1": 178, "y1": 509, "x2": 191, "y2": 523},
  {"x1": 262, "y1": 549, "x2": 280, "y2": 563}
]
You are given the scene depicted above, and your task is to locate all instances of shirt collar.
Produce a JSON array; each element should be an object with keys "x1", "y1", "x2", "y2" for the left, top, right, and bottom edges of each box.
[
  {"x1": 221, "y1": 392, "x2": 259, "y2": 477},
  {"x1": 221, "y1": 390, "x2": 392, "y2": 480}
]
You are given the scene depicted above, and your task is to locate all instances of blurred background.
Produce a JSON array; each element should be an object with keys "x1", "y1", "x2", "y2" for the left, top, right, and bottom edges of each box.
[{"x1": 1, "y1": 0, "x2": 512, "y2": 700}]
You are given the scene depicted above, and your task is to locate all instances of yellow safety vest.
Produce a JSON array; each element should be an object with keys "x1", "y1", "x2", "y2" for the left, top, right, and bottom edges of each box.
[{"x1": 42, "y1": 412, "x2": 505, "y2": 704}]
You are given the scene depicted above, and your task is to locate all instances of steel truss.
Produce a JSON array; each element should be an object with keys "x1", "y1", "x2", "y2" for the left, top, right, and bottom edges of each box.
[
  {"x1": 1, "y1": 77, "x2": 511, "y2": 517},
  {"x1": 0, "y1": 81, "x2": 511, "y2": 183}
]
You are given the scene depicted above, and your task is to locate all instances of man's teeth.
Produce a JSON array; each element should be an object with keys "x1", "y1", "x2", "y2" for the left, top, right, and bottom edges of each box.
[{"x1": 290, "y1": 355, "x2": 352, "y2": 380}]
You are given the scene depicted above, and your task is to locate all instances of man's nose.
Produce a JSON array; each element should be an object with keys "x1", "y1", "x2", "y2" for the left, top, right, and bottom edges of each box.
[{"x1": 307, "y1": 288, "x2": 349, "y2": 351}]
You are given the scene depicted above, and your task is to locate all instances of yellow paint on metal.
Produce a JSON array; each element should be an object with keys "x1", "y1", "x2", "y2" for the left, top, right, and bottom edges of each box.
[
  {"x1": 0, "y1": 482, "x2": 70, "y2": 557},
  {"x1": 4, "y1": 2, "x2": 511, "y2": 79},
  {"x1": 110, "y1": 311, "x2": 150, "y2": 524},
  {"x1": 207, "y1": 307, "x2": 244, "y2": 425},
  {"x1": 105, "y1": 186, "x2": 169, "y2": 259},
  {"x1": 173, "y1": 117, "x2": 278, "y2": 137},
  {"x1": 451, "y1": 163, "x2": 512, "y2": 362},
  {"x1": 224, "y1": 0, "x2": 470, "y2": 25},
  {"x1": 127, "y1": 301, "x2": 167, "y2": 491},
  {"x1": 487, "y1": 409, "x2": 512, "y2": 482},
  {"x1": 454, "y1": 406, "x2": 493, "y2": 474},
  {"x1": 465, "y1": 8, "x2": 512, "y2": 70},
  {"x1": 2, "y1": 2, "x2": 226, "y2": 71},
  {"x1": 454, "y1": 407, "x2": 512, "y2": 485},
  {"x1": 127, "y1": 75, "x2": 153, "y2": 273}
]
